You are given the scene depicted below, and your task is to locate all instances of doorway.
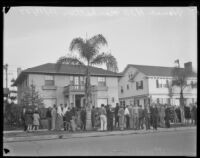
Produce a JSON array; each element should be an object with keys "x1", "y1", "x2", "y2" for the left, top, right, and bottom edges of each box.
[{"x1": 75, "y1": 94, "x2": 84, "y2": 110}]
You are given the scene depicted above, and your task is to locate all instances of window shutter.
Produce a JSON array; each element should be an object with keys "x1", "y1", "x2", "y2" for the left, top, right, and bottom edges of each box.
[
  {"x1": 156, "y1": 79, "x2": 159, "y2": 88},
  {"x1": 136, "y1": 82, "x2": 138, "y2": 90}
]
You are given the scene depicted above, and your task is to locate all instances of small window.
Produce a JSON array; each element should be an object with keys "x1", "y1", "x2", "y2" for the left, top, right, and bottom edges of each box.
[
  {"x1": 157, "y1": 98, "x2": 160, "y2": 104},
  {"x1": 127, "y1": 84, "x2": 129, "y2": 90},
  {"x1": 45, "y1": 75, "x2": 54, "y2": 86}
]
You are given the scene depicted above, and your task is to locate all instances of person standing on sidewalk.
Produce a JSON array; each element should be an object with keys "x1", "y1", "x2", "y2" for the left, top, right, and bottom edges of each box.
[
  {"x1": 114, "y1": 103, "x2": 119, "y2": 128},
  {"x1": 134, "y1": 104, "x2": 139, "y2": 130},
  {"x1": 56, "y1": 104, "x2": 63, "y2": 131},
  {"x1": 128, "y1": 104, "x2": 134, "y2": 129},
  {"x1": 80, "y1": 107, "x2": 87, "y2": 131},
  {"x1": 21, "y1": 106, "x2": 27, "y2": 131},
  {"x1": 152, "y1": 103, "x2": 158, "y2": 130},
  {"x1": 62, "y1": 104, "x2": 68, "y2": 131},
  {"x1": 107, "y1": 105, "x2": 114, "y2": 131},
  {"x1": 160, "y1": 104, "x2": 166, "y2": 128},
  {"x1": 33, "y1": 110, "x2": 40, "y2": 131},
  {"x1": 46, "y1": 107, "x2": 52, "y2": 131},
  {"x1": 100, "y1": 104, "x2": 107, "y2": 131},
  {"x1": 25, "y1": 108, "x2": 33, "y2": 132},
  {"x1": 124, "y1": 105, "x2": 130, "y2": 129},
  {"x1": 144, "y1": 104, "x2": 150, "y2": 130},
  {"x1": 138, "y1": 105, "x2": 145, "y2": 130},
  {"x1": 91, "y1": 106, "x2": 95, "y2": 129},
  {"x1": 165, "y1": 104, "x2": 171, "y2": 128},
  {"x1": 51, "y1": 104, "x2": 57, "y2": 131},
  {"x1": 118, "y1": 105, "x2": 125, "y2": 131}
]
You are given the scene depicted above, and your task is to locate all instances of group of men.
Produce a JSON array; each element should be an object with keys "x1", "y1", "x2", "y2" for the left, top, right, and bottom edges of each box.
[
  {"x1": 46, "y1": 103, "x2": 87, "y2": 132},
  {"x1": 96, "y1": 102, "x2": 183, "y2": 132}
]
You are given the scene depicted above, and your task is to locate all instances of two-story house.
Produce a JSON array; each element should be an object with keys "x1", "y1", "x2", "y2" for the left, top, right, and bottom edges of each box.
[
  {"x1": 13, "y1": 63, "x2": 122, "y2": 109},
  {"x1": 119, "y1": 62, "x2": 197, "y2": 108}
]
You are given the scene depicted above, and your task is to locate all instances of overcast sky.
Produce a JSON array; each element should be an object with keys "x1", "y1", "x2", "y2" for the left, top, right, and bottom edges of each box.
[{"x1": 3, "y1": 7, "x2": 197, "y2": 88}]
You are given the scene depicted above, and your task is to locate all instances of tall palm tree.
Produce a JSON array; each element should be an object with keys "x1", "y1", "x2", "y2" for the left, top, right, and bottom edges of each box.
[{"x1": 57, "y1": 34, "x2": 118, "y2": 109}]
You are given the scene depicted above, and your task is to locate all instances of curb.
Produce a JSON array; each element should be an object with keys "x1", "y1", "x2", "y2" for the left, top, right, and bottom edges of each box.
[{"x1": 4, "y1": 127, "x2": 196, "y2": 143}]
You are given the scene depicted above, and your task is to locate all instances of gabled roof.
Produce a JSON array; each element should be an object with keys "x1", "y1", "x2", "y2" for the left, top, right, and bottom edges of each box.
[
  {"x1": 123, "y1": 64, "x2": 197, "y2": 77},
  {"x1": 13, "y1": 63, "x2": 123, "y2": 86}
]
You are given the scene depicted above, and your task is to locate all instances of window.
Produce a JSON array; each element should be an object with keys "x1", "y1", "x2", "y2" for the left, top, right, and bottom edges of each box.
[
  {"x1": 98, "y1": 77, "x2": 106, "y2": 86},
  {"x1": 70, "y1": 76, "x2": 73, "y2": 85},
  {"x1": 80, "y1": 76, "x2": 84, "y2": 85},
  {"x1": 156, "y1": 79, "x2": 168, "y2": 88},
  {"x1": 45, "y1": 75, "x2": 54, "y2": 86},
  {"x1": 127, "y1": 84, "x2": 129, "y2": 90},
  {"x1": 136, "y1": 80, "x2": 143, "y2": 90}
]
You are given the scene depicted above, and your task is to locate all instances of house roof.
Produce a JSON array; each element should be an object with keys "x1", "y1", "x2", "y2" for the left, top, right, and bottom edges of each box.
[
  {"x1": 123, "y1": 64, "x2": 197, "y2": 77},
  {"x1": 13, "y1": 63, "x2": 123, "y2": 86}
]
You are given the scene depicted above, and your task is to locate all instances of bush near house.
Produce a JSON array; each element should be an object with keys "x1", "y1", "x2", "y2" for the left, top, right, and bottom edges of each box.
[{"x1": 4, "y1": 102, "x2": 50, "y2": 130}]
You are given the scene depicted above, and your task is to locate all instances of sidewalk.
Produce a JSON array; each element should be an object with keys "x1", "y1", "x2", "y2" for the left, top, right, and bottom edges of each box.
[{"x1": 4, "y1": 126, "x2": 196, "y2": 143}]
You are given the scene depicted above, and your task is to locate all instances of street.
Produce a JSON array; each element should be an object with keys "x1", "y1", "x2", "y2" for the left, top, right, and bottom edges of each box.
[{"x1": 3, "y1": 128, "x2": 196, "y2": 156}]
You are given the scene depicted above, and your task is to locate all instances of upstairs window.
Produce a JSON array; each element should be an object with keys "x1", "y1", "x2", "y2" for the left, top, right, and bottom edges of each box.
[
  {"x1": 45, "y1": 75, "x2": 54, "y2": 86},
  {"x1": 127, "y1": 84, "x2": 129, "y2": 90},
  {"x1": 136, "y1": 80, "x2": 143, "y2": 90},
  {"x1": 98, "y1": 77, "x2": 106, "y2": 86},
  {"x1": 156, "y1": 79, "x2": 168, "y2": 88}
]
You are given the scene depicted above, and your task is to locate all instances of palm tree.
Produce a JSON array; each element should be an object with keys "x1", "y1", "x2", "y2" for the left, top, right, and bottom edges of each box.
[
  {"x1": 57, "y1": 34, "x2": 118, "y2": 110},
  {"x1": 171, "y1": 61, "x2": 196, "y2": 123}
]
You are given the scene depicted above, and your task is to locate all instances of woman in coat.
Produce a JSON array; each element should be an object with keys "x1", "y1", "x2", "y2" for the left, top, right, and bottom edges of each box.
[
  {"x1": 56, "y1": 104, "x2": 63, "y2": 131},
  {"x1": 118, "y1": 105, "x2": 125, "y2": 130},
  {"x1": 51, "y1": 104, "x2": 57, "y2": 131},
  {"x1": 25, "y1": 108, "x2": 33, "y2": 132}
]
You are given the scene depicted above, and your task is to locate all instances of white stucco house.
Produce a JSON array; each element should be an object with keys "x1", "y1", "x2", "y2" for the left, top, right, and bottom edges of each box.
[
  {"x1": 13, "y1": 63, "x2": 122, "y2": 109},
  {"x1": 119, "y1": 62, "x2": 197, "y2": 108}
]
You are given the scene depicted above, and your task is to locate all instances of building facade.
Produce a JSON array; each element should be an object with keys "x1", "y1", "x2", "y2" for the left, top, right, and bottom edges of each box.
[
  {"x1": 13, "y1": 63, "x2": 122, "y2": 109},
  {"x1": 119, "y1": 62, "x2": 197, "y2": 108}
]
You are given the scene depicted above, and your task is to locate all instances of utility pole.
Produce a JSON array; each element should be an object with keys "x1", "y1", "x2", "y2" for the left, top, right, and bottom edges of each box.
[{"x1": 4, "y1": 64, "x2": 8, "y2": 88}]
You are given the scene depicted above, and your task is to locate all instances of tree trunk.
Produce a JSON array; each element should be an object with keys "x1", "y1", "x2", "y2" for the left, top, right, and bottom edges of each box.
[{"x1": 85, "y1": 66, "x2": 92, "y2": 130}]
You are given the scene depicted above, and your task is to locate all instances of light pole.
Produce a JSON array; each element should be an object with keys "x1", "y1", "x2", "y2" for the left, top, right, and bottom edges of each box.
[{"x1": 4, "y1": 64, "x2": 8, "y2": 88}]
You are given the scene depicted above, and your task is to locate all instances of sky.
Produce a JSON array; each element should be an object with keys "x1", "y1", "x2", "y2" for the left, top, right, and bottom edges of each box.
[{"x1": 3, "y1": 7, "x2": 197, "y2": 88}]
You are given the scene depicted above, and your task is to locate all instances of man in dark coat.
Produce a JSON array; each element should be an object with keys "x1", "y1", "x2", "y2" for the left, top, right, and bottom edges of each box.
[
  {"x1": 46, "y1": 107, "x2": 52, "y2": 131},
  {"x1": 91, "y1": 106, "x2": 95, "y2": 128},
  {"x1": 65, "y1": 107, "x2": 72, "y2": 131},
  {"x1": 115, "y1": 103, "x2": 119, "y2": 128},
  {"x1": 165, "y1": 105, "x2": 170, "y2": 128},
  {"x1": 80, "y1": 107, "x2": 86, "y2": 131},
  {"x1": 152, "y1": 103, "x2": 158, "y2": 130}
]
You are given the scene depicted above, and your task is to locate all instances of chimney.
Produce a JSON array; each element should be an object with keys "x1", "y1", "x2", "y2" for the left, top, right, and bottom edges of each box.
[
  {"x1": 17, "y1": 68, "x2": 22, "y2": 76},
  {"x1": 184, "y1": 62, "x2": 192, "y2": 74}
]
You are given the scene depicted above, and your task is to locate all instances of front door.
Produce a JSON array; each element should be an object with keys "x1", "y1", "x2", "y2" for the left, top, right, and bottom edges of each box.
[{"x1": 75, "y1": 95, "x2": 84, "y2": 110}]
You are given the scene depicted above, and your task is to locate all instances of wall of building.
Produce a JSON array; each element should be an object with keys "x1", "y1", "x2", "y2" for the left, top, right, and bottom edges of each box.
[
  {"x1": 18, "y1": 73, "x2": 120, "y2": 108},
  {"x1": 118, "y1": 66, "x2": 149, "y2": 106}
]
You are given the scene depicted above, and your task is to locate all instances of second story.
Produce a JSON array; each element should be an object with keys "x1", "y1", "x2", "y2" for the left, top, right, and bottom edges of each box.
[
  {"x1": 13, "y1": 63, "x2": 123, "y2": 96},
  {"x1": 119, "y1": 62, "x2": 197, "y2": 98}
]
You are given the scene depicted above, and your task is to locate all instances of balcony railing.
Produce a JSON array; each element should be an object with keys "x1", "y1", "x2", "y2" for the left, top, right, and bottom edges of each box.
[
  {"x1": 64, "y1": 85, "x2": 85, "y2": 94},
  {"x1": 64, "y1": 85, "x2": 108, "y2": 94}
]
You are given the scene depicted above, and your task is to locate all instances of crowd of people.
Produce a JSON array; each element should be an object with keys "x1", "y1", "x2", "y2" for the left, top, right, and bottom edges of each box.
[{"x1": 21, "y1": 102, "x2": 197, "y2": 133}]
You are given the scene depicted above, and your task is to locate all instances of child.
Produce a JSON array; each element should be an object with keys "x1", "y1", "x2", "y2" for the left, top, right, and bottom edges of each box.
[{"x1": 33, "y1": 110, "x2": 40, "y2": 131}]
